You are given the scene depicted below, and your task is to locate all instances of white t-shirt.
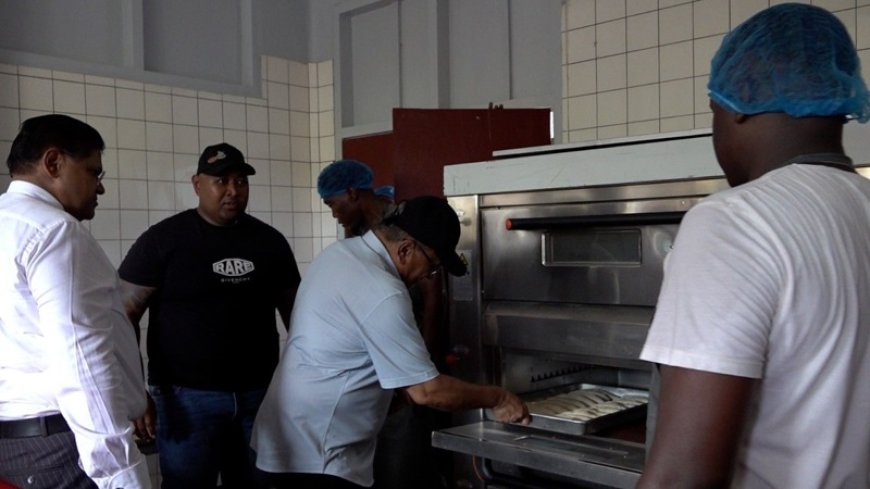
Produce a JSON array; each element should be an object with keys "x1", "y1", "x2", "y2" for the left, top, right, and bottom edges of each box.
[
  {"x1": 641, "y1": 164, "x2": 870, "y2": 489},
  {"x1": 252, "y1": 231, "x2": 439, "y2": 487}
]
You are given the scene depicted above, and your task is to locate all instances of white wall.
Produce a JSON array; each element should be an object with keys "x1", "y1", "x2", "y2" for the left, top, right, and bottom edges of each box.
[{"x1": 561, "y1": 0, "x2": 870, "y2": 142}]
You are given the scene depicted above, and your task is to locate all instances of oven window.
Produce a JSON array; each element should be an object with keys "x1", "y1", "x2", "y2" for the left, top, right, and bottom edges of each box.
[{"x1": 543, "y1": 228, "x2": 641, "y2": 266}]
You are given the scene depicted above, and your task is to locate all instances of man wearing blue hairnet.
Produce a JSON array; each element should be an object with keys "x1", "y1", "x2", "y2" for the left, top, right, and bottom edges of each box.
[
  {"x1": 317, "y1": 160, "x2": 395, "y2": 238},
  {"x1": 638, "y1": 4, "x2": 870, "y2": 488}
]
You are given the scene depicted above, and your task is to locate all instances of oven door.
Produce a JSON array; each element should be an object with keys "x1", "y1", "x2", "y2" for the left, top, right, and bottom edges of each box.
[{"x1": 432, "y1": 421, "x2": 644, "y2": 489}]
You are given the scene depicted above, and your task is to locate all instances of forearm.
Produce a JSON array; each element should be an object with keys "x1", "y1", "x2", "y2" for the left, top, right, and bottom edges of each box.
[
  {"x1": 405, "y1": 375, "x2": 529, "y2": 424},
  {"x1": 45, "y1": 305, "x2": 149, "y2": 486},
  {"x1": 405, "y1": 374, "x2": 503, "y2": 411},
  {"x1": 29, "y1": 230, "x2": 150, "y2": 487},
  {"x1": 120, "y1": 279, "x2": 155, "y2": 342}
]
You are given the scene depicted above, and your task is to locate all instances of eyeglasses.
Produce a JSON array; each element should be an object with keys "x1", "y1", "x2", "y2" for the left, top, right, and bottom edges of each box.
[
  {"x1": 60, "y1": 151, "x2": 105, "y2": 182},
  {"x1": 414, "y1": 240, "x2": 441, "y2": 277}
]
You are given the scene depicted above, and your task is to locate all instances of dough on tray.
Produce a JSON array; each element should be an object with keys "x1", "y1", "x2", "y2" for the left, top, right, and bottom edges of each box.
[{"x1": 527, "y1": 388, "x2": 647, "y2": 422}]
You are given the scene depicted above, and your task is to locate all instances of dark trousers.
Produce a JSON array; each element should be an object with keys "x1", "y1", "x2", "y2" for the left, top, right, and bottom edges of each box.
[
  {"x1": 263, "y1": 472, "x2": 364, "y2": 489},
  {"x1": 0, "y1": 431, "x2": 96, "y2": 489},
  {"x1": 150, "y1": 385, "x2": 267, "y2": 489},
  {"x1": 372, "y1": 404, "x2": 449, "y2": 489}
]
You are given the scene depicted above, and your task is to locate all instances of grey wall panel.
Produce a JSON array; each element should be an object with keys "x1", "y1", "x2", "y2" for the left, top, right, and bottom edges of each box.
[
  {"x1": 508, "y1": 0, "x2": 561, "y2": 139},
  {"x1": 143, "y1": 0, "x2": 243, "y2": 85},
  {"x1": 308, "y1": 0, "x2": 335, "y2": 62},
  {"x1": 340, "y1": 1, "x2": 400, "y2": 127},
  {"x1": 447, "y1": 0, "x2": 510, "y2": 108},
  {"x1": 398, "y1": 0, "x2": 446, "y2": 108},
  {"x1": 0, "y1": 0, "x2": 124, "y2": 66},
  {"x1": 252, "y1": 0, "x2": 309, "y2": 61}
]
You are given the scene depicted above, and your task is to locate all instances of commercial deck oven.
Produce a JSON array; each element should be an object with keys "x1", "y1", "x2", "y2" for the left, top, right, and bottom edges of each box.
[{"x1": 434, "y1": 176, "x2": 730, "y2": 489}]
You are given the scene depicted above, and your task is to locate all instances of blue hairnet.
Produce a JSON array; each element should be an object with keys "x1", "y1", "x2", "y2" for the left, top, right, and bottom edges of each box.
[
  {"x1": 708, "y1": 3, "x2": 870, "y2": 123},
  {"x1": 374, "y1": 185, "x2": 395, "y2": 200},
  {"x1": 317, "y1": 160, "x2": 373, "y2": 199}
]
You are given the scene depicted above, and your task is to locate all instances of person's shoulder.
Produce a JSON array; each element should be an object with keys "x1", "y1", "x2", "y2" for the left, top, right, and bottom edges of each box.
[
  {"x1": 148, "y1": 208, "x2": 195, "y2": 226},
  {"x1": 241, "y1": 213, "x2": 276, "y2": 230},
  {"x1": 1, "y1": 186, "x2": 77, "y2": 228},
  {"x1": 131, "y1": 210, "x2": 197, "y2": 244}
]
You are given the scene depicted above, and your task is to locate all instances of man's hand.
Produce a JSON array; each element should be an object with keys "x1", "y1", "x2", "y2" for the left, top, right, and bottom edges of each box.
[
  {"x1": 133, "y1": 393, "x2": 156, "y2": 441},
  {"x1": 491, "y1": 389, "x2": 531, "y2": 425}
]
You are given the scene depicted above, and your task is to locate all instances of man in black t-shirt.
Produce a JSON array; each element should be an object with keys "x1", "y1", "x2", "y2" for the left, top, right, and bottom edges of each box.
[{"x1": 119, "y1": 143, "x2": 301, "y2": 489}]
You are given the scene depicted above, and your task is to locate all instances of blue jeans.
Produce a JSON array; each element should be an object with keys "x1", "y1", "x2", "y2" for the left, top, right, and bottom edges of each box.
[{"x1": 150, "y1": 385, "x2": 267, "y2": 489}]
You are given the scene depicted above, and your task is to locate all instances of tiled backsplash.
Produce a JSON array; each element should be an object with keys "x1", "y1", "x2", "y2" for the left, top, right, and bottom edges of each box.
[
  {"x1": 562, "y1": 0, "x2": 870, "y2": 142},
  {"x1": 0, "y1": 56, "x2": 339, "y2": 275}
]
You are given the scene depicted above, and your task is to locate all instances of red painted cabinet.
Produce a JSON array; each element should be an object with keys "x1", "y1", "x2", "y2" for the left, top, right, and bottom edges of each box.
[{"x1": 342, "y1": 107, "x2": 550, "y2": 201}]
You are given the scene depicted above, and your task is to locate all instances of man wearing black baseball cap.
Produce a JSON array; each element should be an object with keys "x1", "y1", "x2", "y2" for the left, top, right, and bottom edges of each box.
[
  {"x1": 119, "y1": 142, "x2": 301, "y2": 489},
  {"x1": 252, "y1": 196, "x2": 528, "y2": 489},
  {"x1": 380, "y1": 196, "x2": 467, "y2": 277}
]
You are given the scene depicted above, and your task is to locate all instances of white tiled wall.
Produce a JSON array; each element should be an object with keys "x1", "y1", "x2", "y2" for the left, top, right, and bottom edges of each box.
[
  {"x1": 0, "y1": 56, "x2": 338, "y2": 272},
  {"x1": 562, "y1": 0, "x2": 870, "y2": 142}
]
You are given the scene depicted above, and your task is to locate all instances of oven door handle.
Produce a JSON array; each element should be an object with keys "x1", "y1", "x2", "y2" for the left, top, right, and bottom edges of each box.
[{"x1": 505, "y1": 211, "x2": 685, "y2": 230}]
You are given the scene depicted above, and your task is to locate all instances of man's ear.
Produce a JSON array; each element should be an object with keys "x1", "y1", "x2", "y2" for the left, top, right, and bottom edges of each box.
[
  {"x1": 396, "y1": 238, "x2": 415, "y2": 264},
  {"x1": 42, "y1": 148, "x2": 63, "y2": 178},
  {"x1": 347, "y1": 187, "x2": 359, "y2": 201},
  {"x1": 191, "y1": 174, "x2": 202, "y2": 196},
  {"x1": 734, "y1": 112, "x2": 749, "y2": 124}
]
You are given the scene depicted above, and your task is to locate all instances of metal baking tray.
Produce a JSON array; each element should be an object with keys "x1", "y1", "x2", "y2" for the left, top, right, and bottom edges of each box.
[{"x1": 488, "y1": 383, "x2": 648, "y2": 436}]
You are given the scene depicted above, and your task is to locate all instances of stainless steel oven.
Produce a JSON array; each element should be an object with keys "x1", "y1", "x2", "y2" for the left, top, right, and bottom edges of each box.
[{"x1": 435, "y1": 177, "x2": 729, "y2": 489}]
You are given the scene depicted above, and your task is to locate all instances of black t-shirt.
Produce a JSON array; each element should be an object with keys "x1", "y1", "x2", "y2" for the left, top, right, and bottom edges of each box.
[{"x1": 119, "y1": 210, "x2": 301, "y2": 390}]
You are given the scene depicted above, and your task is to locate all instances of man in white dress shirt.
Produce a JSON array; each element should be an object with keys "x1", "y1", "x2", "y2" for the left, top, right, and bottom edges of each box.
[{"x1": 0, "y1": 114, "x2": 150, "y2": 489}]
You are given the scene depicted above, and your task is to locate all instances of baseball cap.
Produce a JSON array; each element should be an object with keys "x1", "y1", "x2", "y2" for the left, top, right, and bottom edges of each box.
[
  {"x1": 383, "y1": 196, "x2": 467, "y2": 276},
  {"x1": 197, "y1": 143, "x2": 256, "y2": 176},
  {"x1": 317, "y1": 160, "x2": 373, "y2": 198}
]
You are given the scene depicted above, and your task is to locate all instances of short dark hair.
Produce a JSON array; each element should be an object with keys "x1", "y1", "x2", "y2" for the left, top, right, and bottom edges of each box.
[{"x1": 7, "y1": 114, "x2": 105, "y2": 175}]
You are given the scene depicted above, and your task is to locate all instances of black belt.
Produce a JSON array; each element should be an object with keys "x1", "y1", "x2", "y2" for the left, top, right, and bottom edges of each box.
[{"x1": 0, "y1": 414, "x2": 71, "y2": 439}]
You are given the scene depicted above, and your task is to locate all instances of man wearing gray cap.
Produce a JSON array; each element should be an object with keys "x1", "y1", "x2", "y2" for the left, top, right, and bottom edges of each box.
[
  {"x1": 252, "y1": 196, "x2": 529, "y2": 489},
  {"x1": 119, "y1": 143, "x2": 301, "y2": 489}
]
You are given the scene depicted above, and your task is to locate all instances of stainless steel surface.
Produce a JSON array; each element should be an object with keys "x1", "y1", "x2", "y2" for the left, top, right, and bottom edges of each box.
[
  {"x1": 525, "y1": 405, "x2": 647, "y2": 437},
  {"x1": 482, "y1": 198, "x2": 697, "y2": 306},
  {"x1": 484, "y1": 302, "x2": 652, "y2": 371},
  {"x1": 447, "y1": 195, "x2": 486, "y2": 386},
  {"x1": 432, "y1": 422, "x2": 644, "y2": 489},
  {"x1": 517, "y1": 384, "x2": 649, "y2": 436},
  {"x1": 479, "y1": 176, "x2": 727, "y2": 208},
  {"x1": 443, "y1": 178, "x2": 729, "y2": 488}
]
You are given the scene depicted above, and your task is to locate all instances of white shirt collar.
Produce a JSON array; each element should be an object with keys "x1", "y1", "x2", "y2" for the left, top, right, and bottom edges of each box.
[
  {"x1": 361, "y1": 230, "x2": 400, "y2": 277},
  {"x1": 6, "y1": 180, "x2": 64, "y2": 211}
]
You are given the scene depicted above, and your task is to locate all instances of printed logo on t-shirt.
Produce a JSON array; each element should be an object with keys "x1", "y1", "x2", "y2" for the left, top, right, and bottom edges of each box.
[{"x1": 213, "y1": 258, "x2": 255, "y2": 277}]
